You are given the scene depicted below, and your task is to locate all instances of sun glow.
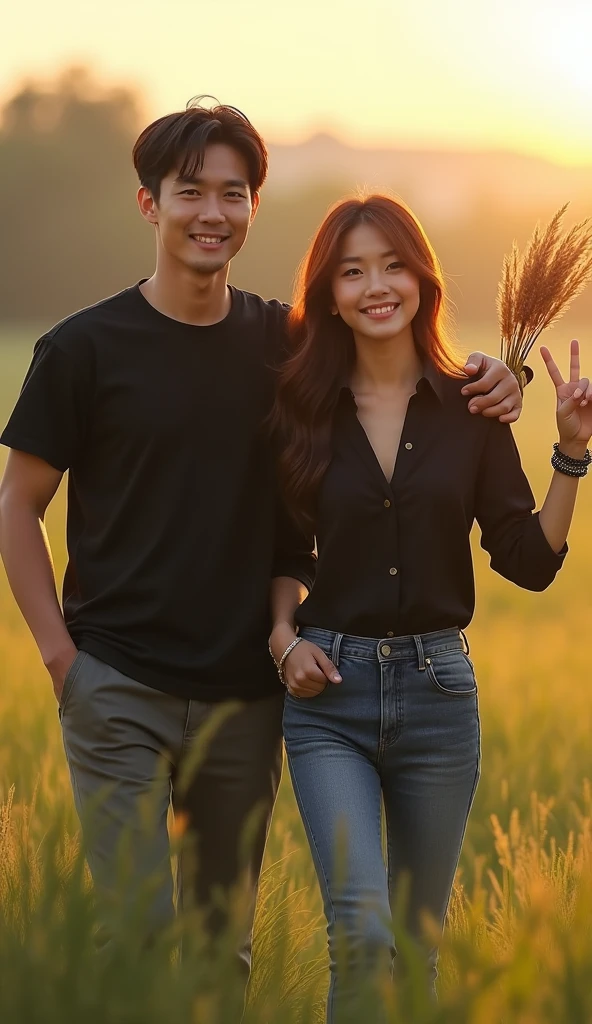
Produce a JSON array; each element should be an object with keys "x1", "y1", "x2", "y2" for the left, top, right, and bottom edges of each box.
[{"x1": 3, "y1": 0, "x2": 592, "y2": 165}]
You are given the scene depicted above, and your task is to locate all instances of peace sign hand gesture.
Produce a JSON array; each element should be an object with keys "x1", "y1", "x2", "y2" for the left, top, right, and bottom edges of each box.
[{"x1": 541, "y1": 340, "x2": 592, "y2": 457}]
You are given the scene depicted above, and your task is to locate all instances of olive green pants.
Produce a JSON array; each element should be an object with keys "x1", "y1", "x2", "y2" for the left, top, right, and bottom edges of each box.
[{"x1": 60, "y1": 651, "x2": 284, "y2": 974}]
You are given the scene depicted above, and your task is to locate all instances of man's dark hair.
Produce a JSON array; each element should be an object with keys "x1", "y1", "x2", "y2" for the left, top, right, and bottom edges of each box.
[{"x1": 132, "y1": 96, "x2": 268, "y2": 200}]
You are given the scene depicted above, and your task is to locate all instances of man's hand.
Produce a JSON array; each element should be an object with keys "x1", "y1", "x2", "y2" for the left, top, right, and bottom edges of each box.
[
  {"x1": 46, "y1": 642, "x2": 79, "y2": 704},
  {"x1": 461, "y1": 352, "x2": 522, "y2": 423},
  {"x1": 282, "y1": 639, "x2": 342, "y2": 699}
]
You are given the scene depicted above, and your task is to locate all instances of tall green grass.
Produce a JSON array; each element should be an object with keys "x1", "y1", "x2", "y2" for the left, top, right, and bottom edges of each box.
[{"x1": 1, "y1": 327, "x2": 592, "y2": 1022}]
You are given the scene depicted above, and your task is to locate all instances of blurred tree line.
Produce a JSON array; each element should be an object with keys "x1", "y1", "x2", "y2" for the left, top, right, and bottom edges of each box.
[
  {"x1": 1, "y1": 68, "x2": 590, "y2": 332},
  {"x1": 0, "y1": 69, "x2": 150, "y2": 323}
]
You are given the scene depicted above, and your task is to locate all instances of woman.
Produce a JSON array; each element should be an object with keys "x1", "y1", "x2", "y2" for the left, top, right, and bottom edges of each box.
[{"x1": 268, "y1": 194, "x2": 591, "y2": 1021}]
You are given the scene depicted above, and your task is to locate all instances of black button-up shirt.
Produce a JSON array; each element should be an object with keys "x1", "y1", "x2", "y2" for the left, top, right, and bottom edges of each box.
[{"x1": 295, "y1": 362, "x2": 566, "y2": 639}]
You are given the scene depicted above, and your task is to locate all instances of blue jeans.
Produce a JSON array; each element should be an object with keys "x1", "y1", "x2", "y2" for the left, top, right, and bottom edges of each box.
[{"x1": 283, "y1": 627, "x2": 481, "y2": 1022}]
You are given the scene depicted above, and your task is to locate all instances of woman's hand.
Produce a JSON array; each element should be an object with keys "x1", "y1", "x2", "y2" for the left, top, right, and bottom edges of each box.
[
  {"x1": 461, "y1": 352, "x2": 523, "y2": 423},
  {"x1": 282, "y1": 639, "x2": 342, "y2": 698},
  {"x1": 541, "y1": 340, "x2": 592, "y2": 456}
]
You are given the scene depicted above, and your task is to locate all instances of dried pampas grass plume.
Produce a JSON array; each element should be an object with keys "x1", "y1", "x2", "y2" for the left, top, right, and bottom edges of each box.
[{"x1": 498, "y1": 205, "x2": 592, "y2": 392}]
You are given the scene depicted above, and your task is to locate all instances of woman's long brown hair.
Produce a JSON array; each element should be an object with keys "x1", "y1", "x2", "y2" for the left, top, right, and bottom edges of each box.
[{"x1": 271, "y1": 193, "x2": 465, "y2": 528}]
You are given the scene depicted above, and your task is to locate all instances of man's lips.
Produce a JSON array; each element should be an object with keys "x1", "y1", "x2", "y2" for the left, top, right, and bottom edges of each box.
[
  {"x1": 360, "y1": 302, "x2": 401, "y2": 319},
  {"x1": 189, "y1": 234, "x2": 230, "y2": 249}
]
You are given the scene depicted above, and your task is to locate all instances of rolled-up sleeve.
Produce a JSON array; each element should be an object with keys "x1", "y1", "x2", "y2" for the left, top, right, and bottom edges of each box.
[
  {"x1": 272, "y1": 489, "x2": 317, "y2": 592},
  {"x1": 475, "y1": 420, "x2": 567, "y2": 591}
]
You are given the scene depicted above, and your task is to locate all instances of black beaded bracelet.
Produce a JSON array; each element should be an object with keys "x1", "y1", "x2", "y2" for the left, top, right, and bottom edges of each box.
[{"x1": 551, "y1": 443, "x2": 591, "y2": 478}]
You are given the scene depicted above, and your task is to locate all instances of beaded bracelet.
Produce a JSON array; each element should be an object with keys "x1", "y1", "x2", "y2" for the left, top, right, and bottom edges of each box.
[
  {"x1": 551, "y1": 443, "x2": 591, "y2": 478},
  {"x1": 268, "y1": 637, "x2": 303, "y2": 687}
]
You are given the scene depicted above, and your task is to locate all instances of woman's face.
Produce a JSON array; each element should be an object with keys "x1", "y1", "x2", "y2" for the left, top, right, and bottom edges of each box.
[{"x1": 331, "y1": 222, "x2": 420, "y2": 343}]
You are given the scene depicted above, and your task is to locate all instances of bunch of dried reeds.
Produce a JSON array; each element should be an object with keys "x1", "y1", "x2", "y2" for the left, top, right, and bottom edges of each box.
[{"x1": 498, "y1": 205, "x2": 592, "y2": 392}]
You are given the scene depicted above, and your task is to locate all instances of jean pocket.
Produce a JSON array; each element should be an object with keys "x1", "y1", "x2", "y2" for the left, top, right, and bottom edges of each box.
[
  {"x1": 285, "y1": 680, "x2": 329, "y2": 702},
  {"x1": 425, "y1": 650, "x2": 477, "y2": 697},
  {"x1": 59, "y1": 651, "x2": 87, "y2": 715}
]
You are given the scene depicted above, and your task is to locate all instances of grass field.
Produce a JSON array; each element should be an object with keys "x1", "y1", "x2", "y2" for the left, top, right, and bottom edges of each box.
[{"x1": 1, "y1": 326, "x2": 591, "y2": 1023}]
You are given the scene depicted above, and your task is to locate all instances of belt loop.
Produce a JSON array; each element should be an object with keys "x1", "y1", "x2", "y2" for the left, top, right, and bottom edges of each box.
[
  {"x1": 413, "y1": 634, "x2": 426, "y2": 671},
  {"x1": 331, "y1": 632, "x2": 344, "y2": 668},
  {"x1": 459, "y1": 629, "x2": 470, "y2": 656}
]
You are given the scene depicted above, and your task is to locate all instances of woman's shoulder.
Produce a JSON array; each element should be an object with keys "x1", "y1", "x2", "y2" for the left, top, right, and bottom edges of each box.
[{"x1": 435, "y1": 370, "x2": 496, "y2": 433}]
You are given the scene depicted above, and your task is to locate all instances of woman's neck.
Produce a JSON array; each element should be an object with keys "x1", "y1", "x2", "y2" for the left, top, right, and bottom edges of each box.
[{"x1": 350, "y1": 328, "x2": 423, "y2": 396}]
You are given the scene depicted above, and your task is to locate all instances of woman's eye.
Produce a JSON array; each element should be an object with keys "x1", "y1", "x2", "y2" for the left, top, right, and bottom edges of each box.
[
  {"x1": 387, "y1": 261, "x2": 405, "y2": 271},
  {"x1": 343, "y1": 268, "x2": 361, "y2": 277}
]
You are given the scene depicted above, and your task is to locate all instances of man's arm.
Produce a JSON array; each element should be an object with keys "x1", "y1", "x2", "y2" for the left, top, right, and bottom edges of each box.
[
  {"x1": 461, "y1": 352, "x2": 523, "y2": 423},
  {"x1": 0, "y1": 449, "x2": 77, "y2": 701}
]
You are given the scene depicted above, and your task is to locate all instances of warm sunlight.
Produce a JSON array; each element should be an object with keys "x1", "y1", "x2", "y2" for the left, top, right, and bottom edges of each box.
[
  {"x1": 2, "y1": 3, "x2": 592, "y2": 1021},
  {"x1": 4, "y1": 0, "x2": 592, "y2": 165}
]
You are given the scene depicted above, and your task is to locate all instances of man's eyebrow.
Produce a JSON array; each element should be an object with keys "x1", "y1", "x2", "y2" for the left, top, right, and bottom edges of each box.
[
  {"x1": 338, "y1": 249, "x2": 399, "y2": 265},
  {"x1": 173, "y1": 175, "x2": 249, "y2": 189}
]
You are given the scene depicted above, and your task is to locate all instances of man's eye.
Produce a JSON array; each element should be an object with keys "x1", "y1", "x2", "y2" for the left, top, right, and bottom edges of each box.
[
  {"x1": 180, "y1": 189, "x2": 200, "y2": 196},
  {"x1": 225, "y1": 192, "x2": 247, "y2": 199}
]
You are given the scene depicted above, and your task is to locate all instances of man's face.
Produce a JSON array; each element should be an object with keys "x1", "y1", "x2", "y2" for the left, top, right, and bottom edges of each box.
[{"x1": 140, "y1": 143, "x2": 259, "y2": 274}]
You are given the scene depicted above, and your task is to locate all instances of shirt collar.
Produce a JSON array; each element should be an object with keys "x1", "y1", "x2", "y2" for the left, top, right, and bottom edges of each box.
[
  {"x1": 417, "y1": 357, "x2": 444, "y2": 404},
  {"x1": 339, "y1": 354, "x2": 444, "y2": 405}
]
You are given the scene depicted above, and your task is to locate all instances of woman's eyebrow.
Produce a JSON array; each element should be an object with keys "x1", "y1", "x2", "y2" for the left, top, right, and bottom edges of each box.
[{"x1": 338, "y1": 249, "x2": 399, "y2": 265}]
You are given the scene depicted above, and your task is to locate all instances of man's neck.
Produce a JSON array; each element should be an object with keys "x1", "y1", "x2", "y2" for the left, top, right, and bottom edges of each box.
[{"x1": 140, "y1": 261, "x2": 231, "y2": 327}]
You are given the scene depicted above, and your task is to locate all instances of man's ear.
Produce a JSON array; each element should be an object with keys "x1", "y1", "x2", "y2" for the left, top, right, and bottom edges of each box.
[
  {"x1": 250, "y1": 191, "x2": 261, "y2": 224},
  {"x1": 137, "y1": 186, "x2": 159, "y2": 225}
]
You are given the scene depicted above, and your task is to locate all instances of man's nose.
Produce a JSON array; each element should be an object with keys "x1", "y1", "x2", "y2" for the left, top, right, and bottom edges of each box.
[{"x1": 198, "y1": 199, "x2": 225, "y2": 223}]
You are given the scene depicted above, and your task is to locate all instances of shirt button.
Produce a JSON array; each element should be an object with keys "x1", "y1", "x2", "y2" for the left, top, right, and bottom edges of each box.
[
  {"x1": 383, "y1": 498, "x2": 391, "y2": 508},
  {"x1": 389, "y1": 567, "x2": 398, "y2": 575},
  {"x1": 386, "y1": 631, "x2": 394, "y2": 637},
  {"x1": 405, "y1": 442, "x2": 413, "y2": 450},
  {"x1": 380, "y1": 644, "x2": 391, "y2": 656}
]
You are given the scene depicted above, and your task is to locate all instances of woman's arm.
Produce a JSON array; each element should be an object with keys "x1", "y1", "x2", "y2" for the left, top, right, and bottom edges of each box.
[
  {"x1": 269, "y1": 491, "x2": 341, "y2": 696},
  {"x1": 538, "y1": 341, "x2": 591, "y2": 553},
  {"x1": 269, "y1": 576, "x2": 342, "y2": 698},
  {"x1": 269, "y1": 564, "x2": 342, "y2": 699},
  {"x1": 475, "y1": 341, "x2": 590, "y2": 588},
  {"x1": 269, "y1": 575, "x2": 307, "y2": 664}
]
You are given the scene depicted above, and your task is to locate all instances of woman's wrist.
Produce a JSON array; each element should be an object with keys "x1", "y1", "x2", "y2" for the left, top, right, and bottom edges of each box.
[
  {"x1": 556, "y1": 439, "x2": 589, "y2": 460},
  {"x1": 269, "y1": 621, "x2": 298, "y2": 664}
]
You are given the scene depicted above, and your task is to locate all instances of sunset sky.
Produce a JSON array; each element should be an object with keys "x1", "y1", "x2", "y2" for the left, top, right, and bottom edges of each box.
[{"x1": 4, "y1": 0, "x2": 592, "y2": 164}]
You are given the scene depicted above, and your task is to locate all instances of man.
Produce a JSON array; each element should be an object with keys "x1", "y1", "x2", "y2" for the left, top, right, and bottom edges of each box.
[{"x1": 0, "y1": 100, "x2": 522, "y2": 985}]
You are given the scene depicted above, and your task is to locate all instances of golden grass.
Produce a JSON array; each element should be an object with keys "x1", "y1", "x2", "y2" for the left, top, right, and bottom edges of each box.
[{"x1": 498, "y1": 207, "x2": 592, "y2": 390}]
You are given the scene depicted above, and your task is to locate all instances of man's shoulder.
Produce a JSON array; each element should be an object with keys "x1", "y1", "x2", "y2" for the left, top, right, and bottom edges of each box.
[
  {"x1": 230, "y1": 289, "x2": 292, "y2": 369},
  {"x1": 231, "y1": 287, "x2": 290, "y2": 324},
  {"x1": 41, "y1": 285, "x2": 140, "y2": 353}
]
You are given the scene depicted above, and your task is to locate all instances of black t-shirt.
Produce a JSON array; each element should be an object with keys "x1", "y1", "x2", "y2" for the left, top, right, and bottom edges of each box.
[{"x1": 1, "y1": 284, "x2": 315, "y2": 701}]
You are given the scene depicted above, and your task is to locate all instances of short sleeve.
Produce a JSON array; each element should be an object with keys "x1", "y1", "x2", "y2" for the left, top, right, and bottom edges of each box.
[{"x1": 0, "y1": 333, "x2": 93, "y2": 472}]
